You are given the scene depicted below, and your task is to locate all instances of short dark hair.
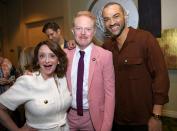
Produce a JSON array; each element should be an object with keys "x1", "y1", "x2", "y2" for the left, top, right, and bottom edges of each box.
[
  {"x1": 102, "y1": 2, "x2": 126, "y2": 16},
  {"x1": 33, "y1": 40, "x2": 68, "y2": 78},
  {"x1": 42, "y1": 22, "x2": 60, "y2": 33}
]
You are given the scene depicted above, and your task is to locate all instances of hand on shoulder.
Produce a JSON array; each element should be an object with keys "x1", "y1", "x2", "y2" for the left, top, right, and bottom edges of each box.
[
  {"x1": 67, "y1": 40, "x2": 76, "y2": 50},
  {"x1": 23, "y1": 70, "x2": 33, "y2": 76}
]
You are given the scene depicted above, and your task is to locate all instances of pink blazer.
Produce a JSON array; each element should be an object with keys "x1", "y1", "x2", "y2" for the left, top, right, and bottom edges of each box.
[{"x1": 65, "y1": 44, "x2": 115, "y2": 131}]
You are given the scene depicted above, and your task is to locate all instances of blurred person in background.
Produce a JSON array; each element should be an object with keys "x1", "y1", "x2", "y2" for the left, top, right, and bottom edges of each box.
[
  {"x1": 42, "y1": 22, "x2": 68, "y2": 49},
  {"x1": 0, "y1": 56, "x2": 16, "y2": 131},
  {"x1": 0, "y1": 56, "x2": 16, "y2": 94},
  {"x1": 17, "y1": 46, "x2": 35, "y2": 76}
]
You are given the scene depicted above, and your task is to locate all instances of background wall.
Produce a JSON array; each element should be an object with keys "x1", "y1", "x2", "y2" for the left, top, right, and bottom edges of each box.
[
  {"x1": 0, "y1": 0, "x2": 177, "y2": 118},
  {"x1": 157, "y1": 0, "x2": 177, "y2": 118},
  {"x1": 0, "y1": 1, "x2": 7, "y2": 56},
  {"x1": 1, "y1": 0, "x2": 72, "y2": 64},
  {"x1": 130, "y1": 0, "x2": 177, "y2": 117},
  {"x1": 161, "y1": 0, "x2": 177, "y2": 29}
]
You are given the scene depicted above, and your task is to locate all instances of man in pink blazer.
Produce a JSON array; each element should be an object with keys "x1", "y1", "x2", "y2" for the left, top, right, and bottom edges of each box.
[{"x1": 65, "y1": 11, "x2": 115, "y2": 131}]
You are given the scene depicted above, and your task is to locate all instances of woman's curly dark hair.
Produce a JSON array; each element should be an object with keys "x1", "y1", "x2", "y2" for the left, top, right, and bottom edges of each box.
[{"x1": 32, "y1": 40, "x2": 68, "y2": 78}]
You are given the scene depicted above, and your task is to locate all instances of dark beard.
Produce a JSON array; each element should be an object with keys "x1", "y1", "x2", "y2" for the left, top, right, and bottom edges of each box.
[{"x1": 105, "y1": 23, "x2": 125, "y2": 39}]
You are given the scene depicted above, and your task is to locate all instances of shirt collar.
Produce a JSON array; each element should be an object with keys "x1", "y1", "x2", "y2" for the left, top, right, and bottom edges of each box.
[{"x1": 75, "y1": 43, "x2": 93, "y2": 56}]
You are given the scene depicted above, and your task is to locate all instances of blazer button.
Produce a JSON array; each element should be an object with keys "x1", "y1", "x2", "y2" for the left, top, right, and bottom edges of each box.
[
  {"x1": 92, "y1": 58, "x2": 96, "y2": 61},
  {"x1": 124, "y1": 59, "x2": 128, "y2": 63},
  {"x1": 44, "y1": 100, "x2": 48, "y2": 104}
]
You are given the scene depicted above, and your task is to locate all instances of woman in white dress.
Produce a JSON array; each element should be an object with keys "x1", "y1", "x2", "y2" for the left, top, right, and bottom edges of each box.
[{"x1": 0, "y1": 40, "x2": 72, "y2": 131}]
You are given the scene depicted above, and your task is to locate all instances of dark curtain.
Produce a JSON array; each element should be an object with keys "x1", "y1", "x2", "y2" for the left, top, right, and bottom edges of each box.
[{"x1": 138, "y1": 0, "x2": 161, "y2": 37}]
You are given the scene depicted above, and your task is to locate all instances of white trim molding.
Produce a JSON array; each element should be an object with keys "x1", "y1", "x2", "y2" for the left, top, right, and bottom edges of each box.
[{"x1": 163, "y1": 109, "x2": 177, "y2": 118}]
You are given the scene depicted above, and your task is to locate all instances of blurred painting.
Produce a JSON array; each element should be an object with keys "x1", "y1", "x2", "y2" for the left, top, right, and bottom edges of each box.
[{"x1": 158, "y1": 29, "x2": 177, "y2": 69}]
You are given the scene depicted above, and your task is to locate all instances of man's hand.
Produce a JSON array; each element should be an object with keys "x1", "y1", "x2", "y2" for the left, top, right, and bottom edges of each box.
[
  {"x1": 23, "y1": 70, "x2": 33, "y2": 75},
  {"x1": 148, "y1": 116, "x2": 162, "y2": 131},
  {"x1": 67, "y1": 40, "x2": 76, "y2": 50}
]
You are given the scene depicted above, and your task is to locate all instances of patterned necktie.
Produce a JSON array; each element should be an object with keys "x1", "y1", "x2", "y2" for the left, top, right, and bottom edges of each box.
[{"x1": 76, "y1": 50, "x2": 85, "y2": 116}]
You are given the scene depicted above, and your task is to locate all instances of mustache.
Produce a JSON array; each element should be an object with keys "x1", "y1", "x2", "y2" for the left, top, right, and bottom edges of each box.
[
  {"x1": 79, "y1": 35, "x2": 87, "y2": 39},
  {"x1": 109, "y1": 23, "x2": 120, "y2": 28}
]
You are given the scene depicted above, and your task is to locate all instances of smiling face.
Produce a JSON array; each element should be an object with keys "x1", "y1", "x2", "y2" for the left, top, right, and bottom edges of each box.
[
  {"x1": 102, "y1": 4, "x2": 127, "y2": 37},
  {"x1": 45, "y1": 28, "x2": 61, "y2": 43},
  {"x1": 38, "y1": 45, "x2": 59, "y2": 79},
  {"x1": 72, "y1": 12, "x2": 96, "y2": 50}
]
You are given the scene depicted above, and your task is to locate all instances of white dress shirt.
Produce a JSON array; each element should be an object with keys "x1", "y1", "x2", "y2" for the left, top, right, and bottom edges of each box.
[{"x1": 71, "y1": 43, "x2": 93, "y2": 109}]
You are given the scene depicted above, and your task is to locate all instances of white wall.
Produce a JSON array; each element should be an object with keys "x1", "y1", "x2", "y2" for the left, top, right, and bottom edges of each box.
[{"x1": 162, "y1": 0, "x2": 177, "y2": 29}]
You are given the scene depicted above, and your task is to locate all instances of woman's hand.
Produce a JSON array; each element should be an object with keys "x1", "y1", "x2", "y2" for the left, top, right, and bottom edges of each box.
[{"x1": 18, "y1": 124, "x2": 37, "y2": 131}]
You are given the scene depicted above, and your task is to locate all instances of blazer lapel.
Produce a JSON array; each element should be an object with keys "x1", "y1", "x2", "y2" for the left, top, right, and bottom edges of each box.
[{"x1": 88, "y1": 45, "x2": 98, "y2": 91}]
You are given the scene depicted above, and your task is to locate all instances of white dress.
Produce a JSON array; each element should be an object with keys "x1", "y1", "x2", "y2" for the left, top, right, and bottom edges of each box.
[{"x1": 0, "y1": 72, "x2": 72, "y2": 131}]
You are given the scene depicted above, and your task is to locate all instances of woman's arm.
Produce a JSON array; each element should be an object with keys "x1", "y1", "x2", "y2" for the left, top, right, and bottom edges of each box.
[{"x1": 0, "y1": 103, "x2": 19, "y2": 131}]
